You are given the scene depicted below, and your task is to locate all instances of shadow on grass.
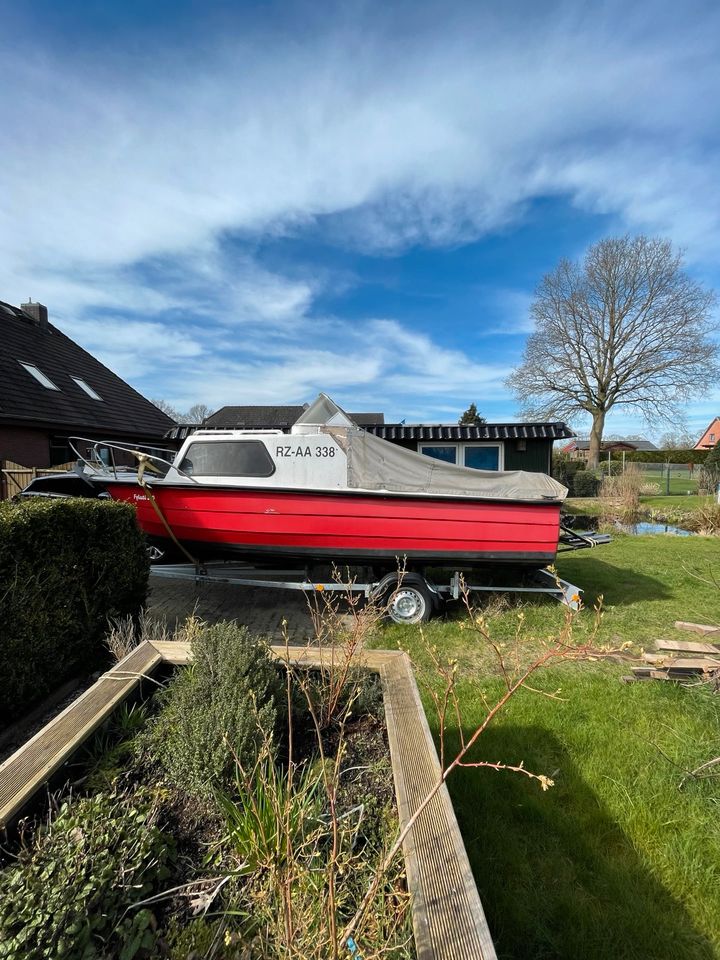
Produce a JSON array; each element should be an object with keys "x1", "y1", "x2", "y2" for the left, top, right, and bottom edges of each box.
[
  {"x1": 556, "y1": 556, "x2": 670, "y2": 606},
  {"x1": 448, "y1": 724, "x2": 714, "y2": 960}
]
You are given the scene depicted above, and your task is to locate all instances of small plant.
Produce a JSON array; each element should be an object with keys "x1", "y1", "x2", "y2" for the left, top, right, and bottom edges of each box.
[
  {"x1": 215, "y1": 743, "x2": 325, "y2": 875},
  {"x1": 0, "y1": 790, "x2": 173, "y2": 960},
  {"x1": 685, "y1": 502, "x2": 720, "y2": 535},
  {"x1": 301, "y1": 567, "x2": 387, "y2": 729},
  {"x1": 139, "y1": 621, "x2": 284, "y2": 797}
]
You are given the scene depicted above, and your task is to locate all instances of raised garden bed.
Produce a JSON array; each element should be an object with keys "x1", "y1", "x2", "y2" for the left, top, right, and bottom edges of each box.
[{"x1": 0, "y1": 630, "x2": 495, "y2": 959}]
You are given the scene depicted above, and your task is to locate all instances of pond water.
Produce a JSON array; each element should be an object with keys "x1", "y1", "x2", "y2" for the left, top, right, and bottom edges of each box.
[{"x1": 618, "y1": 520, "x2": 695, "y2": 537}]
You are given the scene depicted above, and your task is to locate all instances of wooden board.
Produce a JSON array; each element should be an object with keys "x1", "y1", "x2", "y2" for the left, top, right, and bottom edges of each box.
[
  {"x1": 642, "y1": 653, "x2": 720, "y2": 670},
  {"x1": 675, "y1": 621, "x2": 720, "y2": 637},
  {"x1": 0, "y1": 643, "x2": 162, "y2": 828},
  {"x1": 655, "y1": 640, "x2": 720, "y2": 655}
]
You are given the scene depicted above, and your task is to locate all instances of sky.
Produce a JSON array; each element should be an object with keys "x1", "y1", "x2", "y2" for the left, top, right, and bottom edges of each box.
[{"x1": 2, "y1": 0, "x2": 720, "y2": 438}]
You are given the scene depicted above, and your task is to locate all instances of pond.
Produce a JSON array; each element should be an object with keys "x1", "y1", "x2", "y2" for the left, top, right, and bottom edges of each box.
[{"x1": 617, "y1": 520, "x2": 695, "y2": 537}]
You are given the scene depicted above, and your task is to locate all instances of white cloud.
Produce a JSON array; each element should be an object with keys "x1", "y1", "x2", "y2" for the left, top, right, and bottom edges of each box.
[
  {"x1": 1, "y1": 2, "x2": 719, "y2": 418},
  {"x1": 2, "y1": 4, "x2": 720, "y2": 278}
]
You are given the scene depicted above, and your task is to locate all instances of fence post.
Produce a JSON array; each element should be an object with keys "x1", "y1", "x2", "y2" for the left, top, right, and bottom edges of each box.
[{"x1": 665, "y1": 460, "x2": 670, "y2": 496}]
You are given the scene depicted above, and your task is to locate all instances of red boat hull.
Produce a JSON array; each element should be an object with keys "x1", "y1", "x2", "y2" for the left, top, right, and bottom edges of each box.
[{"x1": 107, "y1": 484, "x2": 562, "y2": 568}]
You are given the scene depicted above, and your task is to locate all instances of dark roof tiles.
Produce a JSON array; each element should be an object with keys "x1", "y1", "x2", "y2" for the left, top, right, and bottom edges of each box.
[
  {"x1": 0, "y1": 300, "x2": 173, "y2": 438},
  {"x1": 203, "y1": 406, "x2": 385, "y2": 430},
  {"x1": 368, "y1": 422, "x2": 572, "y2": 441}
]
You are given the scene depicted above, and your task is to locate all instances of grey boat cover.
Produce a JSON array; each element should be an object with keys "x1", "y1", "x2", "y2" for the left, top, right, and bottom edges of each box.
[{"x1": 297, "y1": 394, "x2": 567, "y2": 502}]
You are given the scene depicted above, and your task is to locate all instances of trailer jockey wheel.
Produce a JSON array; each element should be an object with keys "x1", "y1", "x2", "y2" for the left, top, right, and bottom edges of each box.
[{"x1": 386, "y1": 582, "x2": 432, "y2": 625}]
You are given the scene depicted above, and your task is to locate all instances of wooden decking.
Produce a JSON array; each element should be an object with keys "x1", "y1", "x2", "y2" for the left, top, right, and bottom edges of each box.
[{"x1": 0, "y1": 641, "x2": 496, "y2": 960}]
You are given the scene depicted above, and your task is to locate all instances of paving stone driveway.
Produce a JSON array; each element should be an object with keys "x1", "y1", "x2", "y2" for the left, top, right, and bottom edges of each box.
[{"x1": 146, "y1": 572, "x2": 321, "y2": 642}]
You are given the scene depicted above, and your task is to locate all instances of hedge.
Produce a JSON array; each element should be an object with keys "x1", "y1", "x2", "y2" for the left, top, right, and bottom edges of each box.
[
  {"x1": 607, "y1": 449, "x2": 710, "y2": 465},
  {"x1": 0, "y1": 498, "x2": 149, "y2": 725}
]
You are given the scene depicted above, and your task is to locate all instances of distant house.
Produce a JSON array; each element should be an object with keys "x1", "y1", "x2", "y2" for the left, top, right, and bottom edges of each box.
[
  {"x1": 0, "y1": 299, "x2": 174, "y2": 468},
  {"x1": 695, "y1": 417, "x2": 720, "y2": 450},
  {"x1": 167, "y1": 404, "x2": 571, "y2": 474},
  {"x1": 563, "y1": 437, "x2": 658, "y2": 462}
]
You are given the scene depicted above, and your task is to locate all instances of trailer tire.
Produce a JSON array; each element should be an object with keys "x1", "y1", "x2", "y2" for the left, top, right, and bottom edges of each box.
[{"x1": 385, "y1": 581, "x2": 432, "y2": 625}]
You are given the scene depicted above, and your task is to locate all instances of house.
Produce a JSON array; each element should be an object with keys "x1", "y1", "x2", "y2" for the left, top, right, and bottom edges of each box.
[
  {"x1": 563, "y1": 437, "x2": 658, "y2": 462},
  {"x1": 0, "y1": 299, "x2": 174, "y2": 468},
  {"x1": 169, "y1": 404, "x2": 571, "y2": 474},
  {"x1": 695, "y1": 417, "x2": 720, "y2": 450},
  {"x1": 366, "y1": 421, "x2": 571, "y2": 473},
  {"x1": 202, "y1": 405, "x2": 385, "y2": 430}
]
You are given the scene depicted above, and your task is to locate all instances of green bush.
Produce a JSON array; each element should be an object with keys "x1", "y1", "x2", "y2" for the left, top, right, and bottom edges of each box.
[
  {"x1": 0, "y1": 790, "x2": 173, "y2": 960},
  {"x1": 552, "y1": 454, "x2": 583, "y2": 489},
  {"x1": 571, "y1": 470, "x2": 600, "y2": 497},
  {"x1": 0, "y1": 498, "x2": 149, "y2": 724},
  {"x1": 140, "y1": 621, "x2": 284, "y2": 797}
]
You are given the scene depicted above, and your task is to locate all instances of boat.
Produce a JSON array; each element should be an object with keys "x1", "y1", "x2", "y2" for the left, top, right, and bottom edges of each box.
[{"x1": 22, "y1": 394, "x2": 569, "y2": 571}]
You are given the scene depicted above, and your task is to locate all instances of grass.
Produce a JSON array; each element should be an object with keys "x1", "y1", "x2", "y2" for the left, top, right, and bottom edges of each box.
[{"x1": 371, "y1": 535, "x2": 720, "y2": 959}]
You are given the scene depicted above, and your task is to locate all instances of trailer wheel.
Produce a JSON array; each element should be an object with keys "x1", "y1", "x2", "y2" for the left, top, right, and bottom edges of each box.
[{"x1": 386, "y1": 582, "x2": 432, "y2": 625}]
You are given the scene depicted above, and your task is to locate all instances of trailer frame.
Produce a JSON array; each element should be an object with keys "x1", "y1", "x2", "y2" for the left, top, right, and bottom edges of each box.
[{"x1": 149, "y1": 559, "x2": 588, "y2": 623}]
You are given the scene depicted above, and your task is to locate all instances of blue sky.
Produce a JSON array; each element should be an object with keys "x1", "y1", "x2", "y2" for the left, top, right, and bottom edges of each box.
[{"x1": 2, "y1": 0, "x2": 719, "y2": 437}]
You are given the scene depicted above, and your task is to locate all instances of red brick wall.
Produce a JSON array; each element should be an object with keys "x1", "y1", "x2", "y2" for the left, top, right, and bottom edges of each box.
[{"x1": 0, "y1": 426, "x2": 50, "y2": 467}]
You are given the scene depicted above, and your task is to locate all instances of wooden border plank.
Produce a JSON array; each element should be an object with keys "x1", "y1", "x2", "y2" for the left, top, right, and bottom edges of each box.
[{"x1": 0, "y1": 643, "x2": 162, "y2": 827}]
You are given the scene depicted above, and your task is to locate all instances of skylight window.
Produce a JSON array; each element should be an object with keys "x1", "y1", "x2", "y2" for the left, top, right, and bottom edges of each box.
[
  {"x1": 71, "y1": 377, "x2": 103, "y2": 401},
  {"x1": 19, "y1": 362, "x2": 59, "y2": 391}
]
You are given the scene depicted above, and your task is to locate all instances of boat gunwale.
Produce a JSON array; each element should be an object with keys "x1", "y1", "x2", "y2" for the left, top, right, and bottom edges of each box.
[{"x1": 99, "y1": 476, "x2": 566, "y2": 507}]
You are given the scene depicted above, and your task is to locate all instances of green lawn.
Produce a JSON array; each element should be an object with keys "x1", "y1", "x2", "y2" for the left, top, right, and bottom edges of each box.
[{"x1": 372, "y1": 535, "x2": 720, "y2": 959}]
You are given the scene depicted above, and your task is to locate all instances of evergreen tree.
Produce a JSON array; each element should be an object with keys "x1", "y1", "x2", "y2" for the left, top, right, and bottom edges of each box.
[{"x1": 459, "y1": 402, "x2": 486, "y2": 425}]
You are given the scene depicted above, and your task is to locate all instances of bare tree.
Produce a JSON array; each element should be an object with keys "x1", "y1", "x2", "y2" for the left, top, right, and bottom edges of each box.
[
  {"x1": 658, "y1": 428, "x2": 698, "y2": 450},
  {"x1": 151, "y1": 398, "x2": 181, "y2": 422},
  {"x1": 185, "y1": 403, "x2": 214, "y2": 424},
  {"x1": 506, "y1": 236, "x2": 719, "y2": 468}
]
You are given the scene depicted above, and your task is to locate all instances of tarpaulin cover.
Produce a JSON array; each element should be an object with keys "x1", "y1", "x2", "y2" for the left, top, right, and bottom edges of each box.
[{"x1": 296, "y1": 394, "x2": 567, "y2": 502}]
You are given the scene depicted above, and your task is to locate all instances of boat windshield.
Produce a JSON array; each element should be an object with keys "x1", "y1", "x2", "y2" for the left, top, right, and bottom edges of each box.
[{"x1": 178, "y1": 440, "x2": 275, "y2": 477}]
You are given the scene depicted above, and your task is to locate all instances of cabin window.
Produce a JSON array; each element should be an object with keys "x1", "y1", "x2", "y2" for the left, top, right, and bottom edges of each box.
[
  {"x1": 463, "y1": 444, "x2": 502, "y2": 470},
  {"x1": 419, "y1": 444, "x2": 458, "y2": 464},
  {"x1": 419, "y1": 442, "x2": 503, "y2": 470},
  {"x1": 179, "y1": 440, "x2": 275, "y2": 477}
]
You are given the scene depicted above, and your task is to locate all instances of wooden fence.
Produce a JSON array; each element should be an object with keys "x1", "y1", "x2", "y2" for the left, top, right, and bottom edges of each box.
[{"x1": 0, "y1": 460, "x2": 76, "y2": 500}]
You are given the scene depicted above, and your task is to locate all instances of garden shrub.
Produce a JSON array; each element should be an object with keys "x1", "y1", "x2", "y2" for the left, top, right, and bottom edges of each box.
[
  {"x1": 0, "y1": 790, "x2": 173, "y2": 960},
  {"x1": 571, "y1": 470, "x2": 600, "y2": 497},
  {"x1": 551, "y1": 453, "x2": 582, "y2": 489},
  {"x1": 140, "y1": 621, "x2": 284, "y2": 797},
  {"x1": 697, "y1": 443, "x2": 720, "y2": 495},
  {"x1": 0, "y1": 498, "x2": 148, "y2": 724}
]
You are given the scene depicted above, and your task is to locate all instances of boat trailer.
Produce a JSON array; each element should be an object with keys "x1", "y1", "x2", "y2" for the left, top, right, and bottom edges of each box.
[{"x1": 150, "y1": 524, "x2": 609, "y2": 625}]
